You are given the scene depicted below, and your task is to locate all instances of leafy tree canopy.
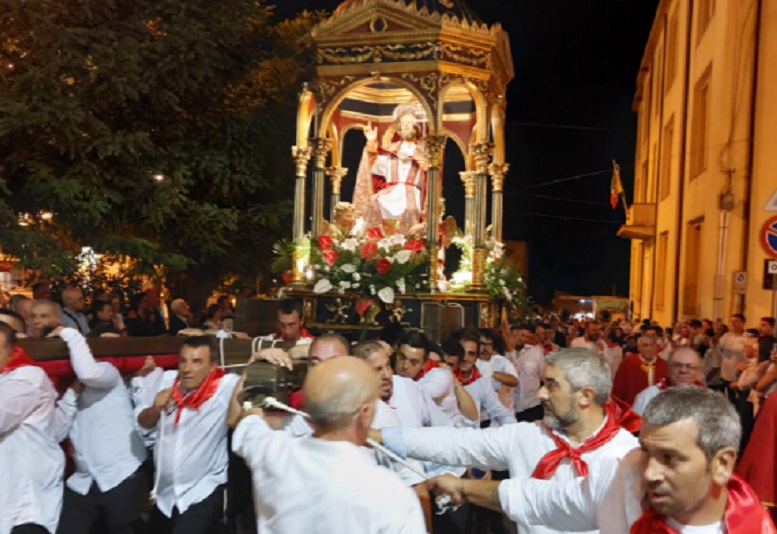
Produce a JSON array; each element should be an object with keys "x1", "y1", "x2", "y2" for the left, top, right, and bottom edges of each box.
[{"x1": 0, "y1": 0, "x2": 323, "y2": 294}]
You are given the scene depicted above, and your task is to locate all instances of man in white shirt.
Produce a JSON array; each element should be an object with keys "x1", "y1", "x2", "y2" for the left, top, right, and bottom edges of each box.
[
  {"x1": 0, "y1": 322, "x2": 66, "y2": 534},
  {"x1": 632, "y1": 347, "x2": 704, "y2": 415},
  {"x1": 488, "y1": 387, "x2": 775, "y2": 533},
  {"x1": 60, "y1": 286, "x2": 90, "y2": 336},
  {"x1": 136, "y1": 336, "x2": 240, "y2": 534},
  {"x1": 715, "y1": 314, "x2": 752, "y2": 402},
  {"x1": 259, "y1": 298, "x2": 314, "y2": 345},
  {"x1": 54, "y1": 326, "x2": 148, "y2": 534},
  {"x1": 570, "y1": 321, "x2": 620, "y2": 374},
  {"x1": 396, "y1": 330, "x2": 475, "y2": 427},
  {"x1": 373, "y1": 348, "x2": 639, "y2": 534},
  {"x1": 510, "y1": 324, "x2": 546, "y2": 422},
  {"x1": 452, "y1": 333, "x2": 517, "y2": 427},
  {"x1": 232, "y1": 356, "x2": 426, "y2": 534},
  {"x1": 476, "y1": 329, "x2": 519, "y2": 414}
]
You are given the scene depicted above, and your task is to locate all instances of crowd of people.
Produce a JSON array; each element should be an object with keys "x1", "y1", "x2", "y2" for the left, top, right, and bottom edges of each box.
[{"x1": 1, "y1": 292, "x2": 776, "y2": 534}]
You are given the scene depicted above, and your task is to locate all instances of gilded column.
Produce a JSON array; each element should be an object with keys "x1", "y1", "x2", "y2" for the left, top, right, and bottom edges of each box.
[
  {"x1": 459, "y1": 170, "x2": 475, "y2": 237},
  {"x1": 309, "y1": 137, "x2": 332, "y2": 238},
  {"x1": 470, "y1": 142, "x2": 494, "y2": 293},
  {"x1": 290, "y1": 145, "x2": 312, "y2": 287},
  {"x1": 488, "y1": 162, "x2": 509, "y2": 243},
  {"x1": 325, "y1": 166, "x2": 348, "y2": 220},
  {"x1": 425, "y1": 135, "x2": 447, "y2": 292}
]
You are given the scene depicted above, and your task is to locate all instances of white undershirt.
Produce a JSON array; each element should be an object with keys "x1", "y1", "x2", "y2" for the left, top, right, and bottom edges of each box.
[{"x1": 667, "y1": 518, "x2": 724, "y2": 533}]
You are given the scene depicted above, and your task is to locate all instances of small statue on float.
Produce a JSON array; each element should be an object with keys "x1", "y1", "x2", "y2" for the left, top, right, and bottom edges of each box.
[
  {"x1": 353, "y1": 103, "x2": 428, "y2": 237},
  {"x1": 323, "y1": 201, "x2": 364, "y2": 239}
]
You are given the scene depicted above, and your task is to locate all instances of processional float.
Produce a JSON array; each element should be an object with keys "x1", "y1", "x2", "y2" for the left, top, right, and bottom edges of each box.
[{"x1": 277, "y1": 0, "x2": 515, "y2": 339}]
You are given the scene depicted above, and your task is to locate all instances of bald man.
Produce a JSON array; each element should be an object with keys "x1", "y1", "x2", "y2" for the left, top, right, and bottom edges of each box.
[
  {"x1": 632, "y1": 347, "x2": 704, "y2": 415},
  {"x1": 231, "y1": 357, "x2": 425, "y2": 533}
]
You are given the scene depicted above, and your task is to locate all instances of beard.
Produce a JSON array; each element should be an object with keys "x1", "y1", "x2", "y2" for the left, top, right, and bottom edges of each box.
[{"x1": 542, "y1": 402, "x2": 581, "y2": 430}]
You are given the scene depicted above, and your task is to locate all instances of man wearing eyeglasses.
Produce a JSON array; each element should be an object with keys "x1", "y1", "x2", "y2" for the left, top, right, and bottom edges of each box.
[{"x1": 631, "y1": 347, "x2": 704, "y2": 416}]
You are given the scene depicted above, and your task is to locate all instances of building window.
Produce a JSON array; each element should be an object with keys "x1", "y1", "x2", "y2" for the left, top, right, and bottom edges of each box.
[
  {"x1": 697, "y1": 0, "x2": 715, "y2": 43},
  {"x1": 656, "y1": 232, "x2": 669, "y2": 310},
  {"x1": 660, "y1": 116, "x2": 674, "y2": 201},
  {"x1": 690, "y1": 66, "x2": 712, "y2": 179},
  {"x1": 682, "y1": 219, "x2": 703, "y2": 316},
  {"x1": 649, "y1": 142, "x2": 658, "y2": 202},
  {"x1": 653, "y1": 46, "x2": 663, "y2": 117},
  {"x1": 665, "y1": 9, "x2": 679, "y2": 93}
]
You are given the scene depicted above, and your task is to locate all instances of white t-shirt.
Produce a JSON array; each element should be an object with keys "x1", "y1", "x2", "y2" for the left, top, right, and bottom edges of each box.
[{"x1": 667, "y1": 519, "x2": 724, "y2": 533}]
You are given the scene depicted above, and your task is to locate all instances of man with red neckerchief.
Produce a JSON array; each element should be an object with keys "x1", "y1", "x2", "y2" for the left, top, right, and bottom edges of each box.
[
  {"x1": 136, "y1": 336, "x2": 240, "y2": 534},
  {"x1": 0, "y1": 322, "x2": 70, "y2": 534},
  {"x1": 259, "y1": 298, "x2": 314, "y2": 345},
  {"x1": 373, "y1": 348, "x2": 639, "y2": 534},
  {"x1": 486, "y1": 386, "x2": 775, "y2": 533}
]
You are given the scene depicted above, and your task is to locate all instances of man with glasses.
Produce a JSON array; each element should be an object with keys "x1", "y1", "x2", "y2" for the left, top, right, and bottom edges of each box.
[{"x1": 632, "y1": 347, "x2": 704, "y2": 415}]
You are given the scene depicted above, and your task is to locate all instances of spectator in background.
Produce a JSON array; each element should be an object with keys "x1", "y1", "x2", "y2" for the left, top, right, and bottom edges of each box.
[
  {"x1": 200, "y1": 304, "x2": 222, "y2": 332},
  {"x1": 32, "y1": 280, "x2": 52, "y2": 301},
  {"x1": 126, "y1": 292, "x2": 166, "y2": 337},
  {"x1": 0, "y1": 309, "x2": 26, "y2": 336},
  {"x1": 168, "y1": 299, "x2": 191, "y2": 336},
  {"x1": 61, "y1": 286, "x2": 90, "y2": 336},
  {"x1": 87, "y1": 300, "x2": 127, "y2": 338},
  {"x1": 30, "y1": 300, "x2": 63, "y2": 338},
  {"x1": 217, "y1": 295, "x2": 233, "y2": 315},
  {"x1": 758, "y1": 317, "x2": 776, "y2": 363},
  {"x1": 8, "y1": 294, "x2": 32, "y2": 328}
]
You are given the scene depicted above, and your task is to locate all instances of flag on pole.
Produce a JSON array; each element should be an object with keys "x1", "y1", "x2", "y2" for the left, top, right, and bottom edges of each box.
[{"x1": 610, "y1": 160, "x2": 624, "y2": 209}]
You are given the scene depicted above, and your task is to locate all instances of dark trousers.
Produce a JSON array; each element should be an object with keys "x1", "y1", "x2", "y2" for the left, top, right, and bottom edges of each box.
[
  {"x1": 149, "y1": 485, "x2": 225, "y2": 534},
  {"x1": 516, "y1": 404, "x2": 544, "y2": 423},
  {"x1": 12, "y1": 526, "x2": 48, "y2": 534},
  {"x1": 57, "y1": 469, "x2": 148, "y2": 534}
]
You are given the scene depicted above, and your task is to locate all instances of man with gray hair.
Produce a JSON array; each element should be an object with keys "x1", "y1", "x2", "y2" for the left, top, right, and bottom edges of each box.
[
  {"x1": 372, "y1": 348, "x2": 639, "y2": 534},
  {"x1": 632, "y1": 347, "x2": 704, "y2": 415},
  {"x1": 231, "y1": 357, "x2": 425, "y2": 533},
  {"x1": 61, "y1": 286, "x2": 90, "y2": 336},
  {"x1": 488, "y1": 387, "x2": 775, "y2": 533}
]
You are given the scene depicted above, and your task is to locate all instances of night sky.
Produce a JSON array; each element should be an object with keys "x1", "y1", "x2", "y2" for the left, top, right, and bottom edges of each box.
[{"x1": 276, "y1": 0, "x2": 660, "y2": 305}]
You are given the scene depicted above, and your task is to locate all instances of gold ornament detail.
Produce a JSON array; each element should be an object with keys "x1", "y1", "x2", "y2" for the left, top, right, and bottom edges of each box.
[
  {"x1": 425, "y1": 135, "x2": 447, "y2": 168},
  {"x1": 309, "y1": 138, "x2": 333, "y2": 168},
  {"x1": 488, "y1": 162, "x2": 509, "y2": 192},
  {"x1": 291, "y1": 146, "x2": 312, "y2": 177},
  {"x1": 325, "y1": 166, "x2": 349, "y2": 195},
  {"x1": 471, "y1": 142, "x2": 494, "y2": 174},
  {"x1": 459, "y1": 171, "x2": 476, "y2": 197}
]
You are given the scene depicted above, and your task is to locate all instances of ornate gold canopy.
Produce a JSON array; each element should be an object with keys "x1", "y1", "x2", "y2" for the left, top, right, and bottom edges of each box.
[{"x1": 290, "y1": 0, "x2": 514, "y2": 291}]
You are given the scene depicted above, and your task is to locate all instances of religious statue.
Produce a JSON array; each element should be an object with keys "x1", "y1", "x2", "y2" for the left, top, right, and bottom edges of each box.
[{"x1": 352, "y1": 103, "x2": 429, "y2": 235}]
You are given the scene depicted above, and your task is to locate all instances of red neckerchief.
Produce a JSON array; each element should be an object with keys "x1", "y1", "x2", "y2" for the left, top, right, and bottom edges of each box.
[
  {"x1": 455, "y1": 365, "x2": 482, "y2": 386},
  {"x1": 630, "y1": 474, "x2": 777, "y2": 533},
  {"x1": 0, "y1": 345, "x2": 38, "y2": 374},
  {"x1": 272, "y1": 326, "x2": 314, "y2": 341},
  {"x1": 531, "y1": 415, "x2": 623, "y2": 479},
  {"x1": 606, "y1": 395, "x2": 642, "y2": 434},
  {"x1": 544, "y1": 343, "x2": 554, "y2": 353},
  {"x1": 171, "y1": 367, "x2": 225, "y2": 427},
  {"x1": 657, "y1": 378, "x2": 705, "y2": 390},
  {"x1": 415, "y1": 359, "x2": 438, "y2": 381}
]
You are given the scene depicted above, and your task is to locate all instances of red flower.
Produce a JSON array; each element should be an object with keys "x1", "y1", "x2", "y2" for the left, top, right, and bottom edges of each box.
[
  {"x1": 405, "y1": 239, "x2": 424, "y2": 252},
  {"x1": 318, "y1": 235, "x2": 334, "y2": 250},
  {"x1": 281, "y1": 271, "x2": 291, "y2": 285},
  {"x1": 366, "y1": 227, "x2": 384, "y2": 241},
  {"x1": 355, "y1": 299, "x2": 373, "y2": 316},
  {"x1": 377, "y1": 258, "x2": 391, "y2": 275},
  {"x1": 323, "y1": 249, "x2": 339, "y2": 265},
  {"x1": 360, "y1": 242, "x2": 378, "y2": 260}
]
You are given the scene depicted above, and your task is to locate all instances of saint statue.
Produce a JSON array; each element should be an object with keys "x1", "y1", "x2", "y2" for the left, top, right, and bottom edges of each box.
[
  {"x1": 323, "y1": 201, "x2": 364, "y2": 239},
  {"x1": 352, "y1": 103, "x2": 428, "y2": 235}
]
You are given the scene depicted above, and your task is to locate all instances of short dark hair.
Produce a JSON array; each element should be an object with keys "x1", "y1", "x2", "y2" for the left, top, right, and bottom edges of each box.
[
  {"x1": 478, "y1": 328, "x2": 495, "y2": 342},
  {"x1": 456, "y1": 328, "x2": 481, "y2": 352},
  {"x1": 91, "y1": 300, "x2": 112, "y2": 317},
  {"x1": 352, "y1": 340, "x2": 386, "y2": 360},
  {"x1": 182, "y1": 336, "x2": 217, "y2": 362},
  {"x1": 205, "y1": 304, "x2": 220, "y2": 320},
  {"x1": 761, "y1": 317, "x2": 775, "y2": 328},
  {"x1": 0, "y1": 321, "x2": 17, "y2": 349},
  {"x1": 398, "y1": 331, "x2": 429, "y2": 359},
  {"x1": 689, "y1": 319, "x2": 702, "y2": 329},
  {"x1": 440, "y1": 337, "x2": 464, "y2": 360},
  {"x1": 645, "y1": 325, "x2": 663, "y2": 337},
  {"x1": 732, "y1": 313, "x2": 746, "y2": 322},
  {"x1": 217, "y1": 295, "x2": 230, "y2": 305},
  {"x1": 278, "y1": 298, "x2": 303, "y2": 317}
]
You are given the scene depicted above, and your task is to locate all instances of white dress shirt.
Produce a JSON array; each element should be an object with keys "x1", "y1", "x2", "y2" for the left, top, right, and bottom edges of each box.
[
  {"x1": 462, "y1": 376, "x2": 517, "y2": 427},
  {"x1": 631, "y1": 384, "x2": 660, "y2": 416},
  {"x1": 0, "y1": 365, "x2": 66, "y2": 534},
  {"x1": 417, "y1": 367, "x2": 467, "y2": 426},
  {"x1": 511, "y1": 345, "x2": 546, "y2": 413},
  {"x1": 232, "y1": 414, "x2": 426, "y2": 534},
  {"x1": 717, "y1": 332, "x2": 750, "y2": 382},
  {"x1": 135, "y1": 370, "x2": 239, "y2": 516},
  {"x1": 382, "y1": 417, "x2": 639, "y2": 534},
  {"x1": 477, "y1": 354, "x2": 518, "y2": 414},
  {"x1": 60, "y1": 328, "x2": 147, "y2": 494},
  {"x1": 389, "y1": 375, "x2": 452, "y2": 428}
]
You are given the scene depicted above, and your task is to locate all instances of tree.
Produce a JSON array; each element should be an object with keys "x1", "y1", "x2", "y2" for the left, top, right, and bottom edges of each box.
[{"x1": 0, "y1": 0, "x2": 323, "y2": 301}]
